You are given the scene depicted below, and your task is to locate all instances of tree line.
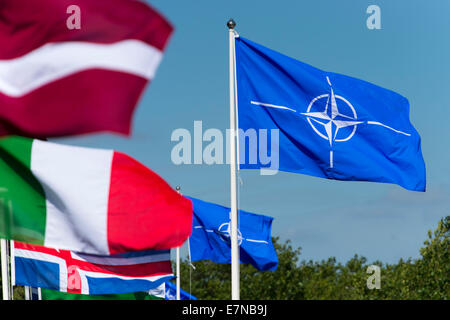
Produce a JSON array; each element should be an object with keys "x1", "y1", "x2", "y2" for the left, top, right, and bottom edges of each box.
[
  {"x1": 2, "y1": 216, "x2": 448, "y2": 300},
  {"x1": 180, "y1": 216, "x2": 449, "y2": 299}
]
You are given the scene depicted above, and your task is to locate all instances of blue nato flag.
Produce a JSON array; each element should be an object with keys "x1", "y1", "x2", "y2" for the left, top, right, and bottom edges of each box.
[
  {"x1": 235, "y1": 36, "x2": 426, "y2": 191},
  {"x1": 187, "y1": 196, "x2": 278, "y2": 271}
]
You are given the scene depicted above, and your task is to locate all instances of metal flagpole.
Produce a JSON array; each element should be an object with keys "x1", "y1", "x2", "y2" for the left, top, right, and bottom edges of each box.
[
  {"x1": 227, "y1": 18, "x2": 240, "y2": 300},
  {"x1": 175, "y1": 186, "x2": 182, "y2": 300},
  {"x1": 176, "y1": 246, "x2": 181, "y2": 300},
  {"x1": 1, "y1": 238, "x2": 10, "y2": 300},
  {"x1": 10, "y1": 240, "x2": 14, "y2": 300},
  {"x1": 187, "y1": 237, "x2": 195, "y2": 300}
]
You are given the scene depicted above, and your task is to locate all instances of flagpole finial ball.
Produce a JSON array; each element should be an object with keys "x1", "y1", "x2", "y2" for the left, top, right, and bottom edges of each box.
[
  {"x1": 227, "y1": 19, "x2": 236, "y2": 29},
  {"x1": 175, "y1": 186, "x2": 181, "y2": 192}
]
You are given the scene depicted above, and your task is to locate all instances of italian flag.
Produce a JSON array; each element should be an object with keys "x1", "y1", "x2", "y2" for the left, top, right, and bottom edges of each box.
[{"x1": 0, "y1": 136, "x2": 192, "y2": 255}]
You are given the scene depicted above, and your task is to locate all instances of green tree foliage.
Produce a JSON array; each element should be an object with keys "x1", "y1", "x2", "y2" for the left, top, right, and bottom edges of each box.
[
  {"x1": 180, "y1": 216, "x2": 449, "y2": 300},
  {"x1": 409, "y1": 216, "x2": 449, "y2": 299}
]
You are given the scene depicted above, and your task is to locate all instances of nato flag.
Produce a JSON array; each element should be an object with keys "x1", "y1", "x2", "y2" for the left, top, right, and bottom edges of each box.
[
  {"x1": 235, "y1": 36, "x2": 426, "y2": 191},
  {"x1": 164, "y1": 281, "x2": 198, "y2": 300},
  {"x1": 187, "y1": 196, "x2": 278, "y2": 271}
]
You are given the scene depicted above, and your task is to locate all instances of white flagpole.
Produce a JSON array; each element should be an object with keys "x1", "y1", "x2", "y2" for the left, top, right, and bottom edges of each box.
[
  {"x1": 1, "y1": 238, "x2": 10, "y2": 300},
  {"x1": 175, "y1": 186, "x2": 182, "y2": 301},
  {"x1": 10, "y1": 240, "x2": 14, "y2": 300},
  {"x1": 24, "y1": 287, "x2": 31, "y2": 301},
  {"x1": 176, "y1": 246, "x2": 181, "y2": 300},
  {"x1": 227, "y1": 18, "x2": 240, "y2": 300}
]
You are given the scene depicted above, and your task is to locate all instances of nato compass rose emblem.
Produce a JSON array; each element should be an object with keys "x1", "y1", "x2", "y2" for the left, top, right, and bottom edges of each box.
[
  {"x1": 250, "y1": 76, "x2": 411, "y2": 168},
  {"x1": 193, "y1": 214, "x2": 269, "y2": 247}
]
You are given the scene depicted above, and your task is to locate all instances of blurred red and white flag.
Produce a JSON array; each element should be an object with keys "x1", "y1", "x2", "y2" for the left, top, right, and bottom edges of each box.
[{"x1": 0, "y1": 0, "x2": 173, "y2": 138}]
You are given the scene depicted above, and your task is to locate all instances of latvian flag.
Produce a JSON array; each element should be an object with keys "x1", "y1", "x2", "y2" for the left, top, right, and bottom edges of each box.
[
  {"x1": 0, "y1": 136, "x2": 193, "y2": 255},
  {"x1": 13, "y1": 242, "x2": 174, "y2": 295},
  {"x1": 0, "y1": 0, "x2": 173, "y2": 138}
]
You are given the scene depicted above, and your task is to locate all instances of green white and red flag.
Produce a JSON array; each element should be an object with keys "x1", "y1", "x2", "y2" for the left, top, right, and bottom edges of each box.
[{"x1": 0, "y1": 136, "x2": 193, "y2": 255}]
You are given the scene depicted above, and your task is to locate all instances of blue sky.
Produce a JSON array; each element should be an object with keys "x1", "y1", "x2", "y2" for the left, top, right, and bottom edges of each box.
[{"x1": 55, "y1": 0, "x2": 450, "y2": 264}]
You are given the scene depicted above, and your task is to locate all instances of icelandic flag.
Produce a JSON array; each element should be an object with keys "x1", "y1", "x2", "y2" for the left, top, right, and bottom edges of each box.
[
  {"x1": 12, "y1": 241, "x2": 174, "y2": 295},
  {"x1": 162, "y1": 281, "x2": 198, "y2": 300},
  {"x1": 187, "y1": 197, "x2": 278, "y2": 271},
  {"x1": 234, "y1": 36, "x2": 426, "y2": 192}
]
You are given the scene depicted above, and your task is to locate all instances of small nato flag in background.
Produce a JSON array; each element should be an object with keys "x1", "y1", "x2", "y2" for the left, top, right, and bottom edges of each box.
[
  {"x1": 187, "y1": 196, "x2": 278, "y2": 271},
  {"x1": 235, "y1": 36, "x2": 426, "y2": 192},
  {"x1": 164, "y1": 281, "x2": 198, "y2": 300}
]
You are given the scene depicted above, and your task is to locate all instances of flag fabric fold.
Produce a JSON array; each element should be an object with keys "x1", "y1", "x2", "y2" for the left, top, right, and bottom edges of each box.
[
  {"x1": 13, "y1": 241, "x2": 174, "y2": 295},
  {"x1": 0, "y1": 136, "x2": 193, "y2": 255},
  {"x1": 234, "y1": 36, "x2": 426, "y2": 191},
  {"x1": 0, "y1": 0, "x2": 173, "y2": 138},
  {"x1": 188, "y1": 197, "x2": 278, "y2": 272}
]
